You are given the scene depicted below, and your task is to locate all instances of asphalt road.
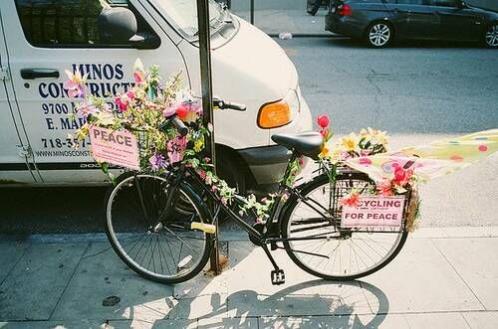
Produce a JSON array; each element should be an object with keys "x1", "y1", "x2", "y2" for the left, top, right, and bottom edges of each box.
[
  {"x1": 278, "y1": 37, "x2": 498, "y2": 134},
  {"x1": 280, "y1": 37, "x2": 498, "y2": 228},
  {"x1": 1, "y1": 37, "x2": 497, "y2": 233}
]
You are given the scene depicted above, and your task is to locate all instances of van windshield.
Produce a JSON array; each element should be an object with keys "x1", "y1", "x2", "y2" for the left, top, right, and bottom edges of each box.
[{"x1": 152, "y1": 0, "x2": 225, "y2": 38}]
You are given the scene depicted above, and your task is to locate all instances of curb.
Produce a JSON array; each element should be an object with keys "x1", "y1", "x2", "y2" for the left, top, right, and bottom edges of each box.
[
  {"x1": 268, "y1": 33, "x2": 346, "y2": 39},
  {"x1": 2, "y1": 226, "x2": 498, "y2": 245}
]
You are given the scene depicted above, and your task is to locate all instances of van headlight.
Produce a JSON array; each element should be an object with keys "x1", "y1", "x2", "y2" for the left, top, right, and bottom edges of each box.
[{"x1": 257, "y1": 89, "x2": 299, "y2": 129}]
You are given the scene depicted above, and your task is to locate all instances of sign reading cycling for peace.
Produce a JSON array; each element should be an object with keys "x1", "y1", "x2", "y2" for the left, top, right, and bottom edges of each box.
[
  {"x1": 341, "y1": 196, "x2": 405, "y2": 229},
  {"x1": 90, "y1": 126, "x2": 139, "y2": 170}
]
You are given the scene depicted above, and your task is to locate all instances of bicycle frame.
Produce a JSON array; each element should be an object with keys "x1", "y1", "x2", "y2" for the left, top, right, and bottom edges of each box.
[{"x1": 169, "y1": 152, "x2": 337, "y2": 247}]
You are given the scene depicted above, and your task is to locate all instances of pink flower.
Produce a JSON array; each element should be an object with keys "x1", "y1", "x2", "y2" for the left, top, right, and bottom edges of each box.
[
  {"x1": 77, "y1": 102, "x2": 98, "y2": 119},
  {"x1": 133, "y1": 71, "x2": 145, "y2": 85},
  {"x1": 360, "y1": 149, "x2": 371, "y2": 157},
  {"x1": 320, "y1": 128, "x2": 330, "y2": 138},
  {"x1": 63, "y1": 69, "x2": 86, "y2": 99},
  {"x1": 115, "y1": 94, "x2": 130, "y2": 112},
  {"x1": 358, "y1": 157, "x2": 372, "y2": 166},
  {"x1": 316, "y1": 115, "x2": 330, "y2": 128},
  {"x1": 126, "y1": 91, "x2": 135, "y2": 100},
  {"x1": 167, "y1": 136, "x2": 187, "y2": 164},
  {"x1": 163, "y1": 106, "x2": 176, "y2": 118}
]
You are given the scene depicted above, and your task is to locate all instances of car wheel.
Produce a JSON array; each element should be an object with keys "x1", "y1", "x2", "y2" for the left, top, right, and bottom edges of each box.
[
  {"x1": 366, "y1": 22, "x2": 393, "y2": 48},
  {"x1": 484, "y1": 24, "x2": 498, "y2": 48}
]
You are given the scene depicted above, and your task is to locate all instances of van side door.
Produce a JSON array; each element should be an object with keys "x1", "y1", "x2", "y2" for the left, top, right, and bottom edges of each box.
[
  {"x1": 0, "y1": 7, "x2": 37, "y2": 184},
  {"x1": 3, "y1": 0, "x2": 187, "y2": 184}
]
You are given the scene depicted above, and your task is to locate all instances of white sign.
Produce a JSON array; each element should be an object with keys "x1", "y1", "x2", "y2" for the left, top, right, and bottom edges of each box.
[{"x1": 341, "y1": 196, "x2": 405, "y2": 229}]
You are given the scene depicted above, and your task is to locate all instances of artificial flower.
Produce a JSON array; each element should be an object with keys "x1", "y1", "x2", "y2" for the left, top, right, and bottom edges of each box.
[
  {"x1": 115, "y1": 93, "x2": 132, "y2": 112},
  {"x1": 176, "y1": 105, "x2": 189, "y2": 119},
  {"x1": 167, "y1": 136, "x2": 187, "y2": 163},
  {"x1": 162, "y1": 105, "x2": 176, "y2": 118},
  {"x1": 393, "y1": 165, "x2": 414, "y2": 186},
  {"x1": 340, "y1": 190, "x2": 361, "y2": 207},
  {"x1": 319, "y1": 145, "x2": 330, "y2": 158},
  {"x1": 76, "y1": 102, "x2": 98, "y2": 119},
  {"x1": 194, "y1": 139, "x2": 204, "y2": 152},
  {"x1": 340, "y1": 133, "x2": 358, "y2": 152},
  {"x1": 377, "y1": 179, "x2": 394, "y2": 197},
  {"x1": 149, "y1": 153, "x2": 167, "y2": 171},
  {"x1": 317, "y1": 115, "x2": 330, "y2": 128},
  {"x1": 63, "y1": 69, "x2": 86, "y2": 98}
]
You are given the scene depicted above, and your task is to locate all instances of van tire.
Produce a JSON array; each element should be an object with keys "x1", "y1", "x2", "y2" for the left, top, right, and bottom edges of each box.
[{"x1": 216, "y1": 146, "x2": 250, "y2": 195}]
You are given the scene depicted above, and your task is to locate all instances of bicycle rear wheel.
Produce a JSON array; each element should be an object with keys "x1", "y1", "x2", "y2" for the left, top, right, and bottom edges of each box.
[
  {"x1": 105, "y1": 173, "x2": 213, "y2": 284},
  {"x1": 282, "y1": 172, "x2": 408, "y2": 280}
]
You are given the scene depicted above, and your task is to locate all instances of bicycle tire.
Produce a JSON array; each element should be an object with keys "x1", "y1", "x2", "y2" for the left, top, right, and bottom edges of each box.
[
  {"x1": 282, "y1": 172, "x2": 408, "y2": 281},
  {"x1": 105, "y1": 172, "x2": 213, "y2": 284}
]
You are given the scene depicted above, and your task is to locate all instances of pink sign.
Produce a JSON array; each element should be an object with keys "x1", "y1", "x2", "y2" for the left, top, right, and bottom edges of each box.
[
  {"x1": 341, "y1": 196, "x2": 405, "y2": 229},
  {"x1": 90, "y1": 126, "x2": 140, "y2": 171}
]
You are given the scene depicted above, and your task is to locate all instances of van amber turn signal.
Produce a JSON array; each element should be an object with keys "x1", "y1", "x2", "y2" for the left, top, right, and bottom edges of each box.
[{"x1": 258, "y1": 100, "x2": 292, "y2": 129}]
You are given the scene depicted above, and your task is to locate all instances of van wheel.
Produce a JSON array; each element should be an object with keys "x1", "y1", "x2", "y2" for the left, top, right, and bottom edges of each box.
[
  {"x1": 484, "y1": 24, "x2": 498, "y2": 48},
  {"x1": 366, "y1": 22, "x2": 393, "y2": 48},
  {"x1": 217, "y1": 151, "x2": 247, "y2": 195}
]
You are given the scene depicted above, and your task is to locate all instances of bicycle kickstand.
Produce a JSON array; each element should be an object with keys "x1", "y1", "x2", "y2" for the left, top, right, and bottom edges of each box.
[{"x1": 261, "y1": 244, "x2": 285, "y2": 285}]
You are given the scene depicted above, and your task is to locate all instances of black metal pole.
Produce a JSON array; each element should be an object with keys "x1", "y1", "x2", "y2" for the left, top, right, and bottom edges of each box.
[
  {"x1": 250, "y1": 0, "x2": 254, "y2": 25},
  {"x1": 196, "y1": 0, "x2": 220, "y2": 275}
]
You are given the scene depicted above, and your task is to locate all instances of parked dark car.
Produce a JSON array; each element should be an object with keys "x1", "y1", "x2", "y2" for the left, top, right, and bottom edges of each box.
[{"x1": 325, "y1": 0, "x2": 498, "y2": 48}]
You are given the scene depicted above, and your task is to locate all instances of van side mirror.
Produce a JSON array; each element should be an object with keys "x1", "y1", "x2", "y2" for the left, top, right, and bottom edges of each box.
[{"x1": 98, "y1": 7, "x2": 160, "y2": 49}]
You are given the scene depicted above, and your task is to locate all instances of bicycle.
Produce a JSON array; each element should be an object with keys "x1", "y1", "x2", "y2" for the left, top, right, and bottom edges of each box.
[{"x1": 104, "y1": 99, "x2": 410, "y2": 285}]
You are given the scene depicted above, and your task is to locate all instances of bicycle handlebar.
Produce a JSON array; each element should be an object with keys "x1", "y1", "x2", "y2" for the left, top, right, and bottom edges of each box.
[
  {"x1": 159, "y1": 97, "x2": 245, "y2": 136},
  {"x1": 159, "y1": 115, "x2": 189, "y2": 136}
]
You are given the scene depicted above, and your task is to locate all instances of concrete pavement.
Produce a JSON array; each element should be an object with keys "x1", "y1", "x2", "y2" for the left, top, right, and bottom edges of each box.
[{"x1": 1, "y1": 227, "x2": 498, "y2": 328}]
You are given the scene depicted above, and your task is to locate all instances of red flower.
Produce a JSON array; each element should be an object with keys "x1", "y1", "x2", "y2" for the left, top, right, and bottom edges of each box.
[
  {"x1": 340, "y1": 192, "x2": 361, "y2": 207},
  {"x1": 115, "y1": 95, "x2": 129, "y2": 112},
  {"x1": 176, "y1": 105, "x2": 188, "y2": 119},
  {"x1": 393, "y1": 166, "x2": 413, "y2": 186},
  {"x1": 317, "y1": 115, "x2": 330, "y2": 128},
  {"x1": 377, "y1": 179, "x2": 394, "y2": 196}
]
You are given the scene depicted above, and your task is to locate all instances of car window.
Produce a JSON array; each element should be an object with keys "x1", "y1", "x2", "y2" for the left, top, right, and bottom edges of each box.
[
  {"x1": 15, "y1": 0, "x2": 158, "y2": 48},
  {"x1": 395, "y1": 0, "x2": 424, "y2": 5},
  {"x1": 428, "y1": 0, "x2": 458, "y2": 6},
  {"x1": 151, "y1": 0, "x2": 224, "y2": 38}
]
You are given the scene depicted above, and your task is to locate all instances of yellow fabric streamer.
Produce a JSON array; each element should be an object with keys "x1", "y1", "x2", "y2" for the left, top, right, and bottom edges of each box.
[{"x1": 345, "y1": 129, "x2": 498, "y2": 183}]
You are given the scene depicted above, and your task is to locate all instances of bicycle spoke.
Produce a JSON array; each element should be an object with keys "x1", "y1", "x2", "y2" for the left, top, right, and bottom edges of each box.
[{"x1": 106, "y1": 174, "x2": 209, "y2": 282}]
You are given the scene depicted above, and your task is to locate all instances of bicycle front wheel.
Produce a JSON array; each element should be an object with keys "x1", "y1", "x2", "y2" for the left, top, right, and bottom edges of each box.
[
  {"x1": 105, "y1": 173, "x2": 213, "y2": 284},
  {"x1": 282, "y1": 173, "x2": 408, "y2": 280}
]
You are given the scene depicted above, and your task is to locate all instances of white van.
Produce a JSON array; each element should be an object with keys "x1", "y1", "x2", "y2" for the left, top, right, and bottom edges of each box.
[{"x1": 0, "y1": 0, "x2": 312, "y2": 193}]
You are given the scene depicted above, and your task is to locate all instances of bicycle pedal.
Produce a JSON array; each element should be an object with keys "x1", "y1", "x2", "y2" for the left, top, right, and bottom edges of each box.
[{"x1": 271, "y1": 269, "x2": 285, "y2": 285}]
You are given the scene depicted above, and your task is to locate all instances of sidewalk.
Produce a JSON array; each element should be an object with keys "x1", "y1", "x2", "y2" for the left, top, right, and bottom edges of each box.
[
  {"x1": 233, "y1": 10, "x2": 331, "y2": 36},
  {"x1": 1, "y1": 227, "x2": 498, "y2": 329}
]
